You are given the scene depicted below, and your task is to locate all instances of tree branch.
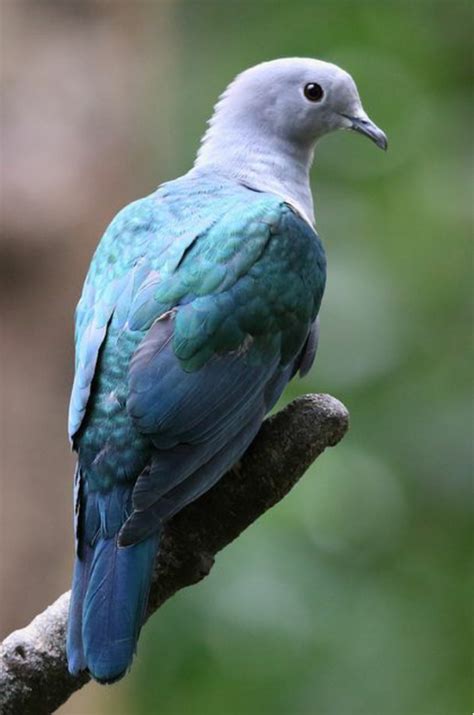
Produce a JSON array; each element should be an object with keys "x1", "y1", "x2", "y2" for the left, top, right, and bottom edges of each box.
[{"x1": 0, "y1": 393, "x2": 349, "y2": 715}]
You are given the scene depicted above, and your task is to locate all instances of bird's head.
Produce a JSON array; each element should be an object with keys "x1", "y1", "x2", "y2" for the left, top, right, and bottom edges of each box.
[
  {"x1": 203, "y1": 57, "x2": 387, "y2": 152},
  {"x1": 194, "y1": 58, "x2": 387, "y2": 224}
]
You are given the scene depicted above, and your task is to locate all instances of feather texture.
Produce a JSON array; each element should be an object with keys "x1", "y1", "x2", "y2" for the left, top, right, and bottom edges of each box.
[{"x1": 67, "y1": 172, "x2": 326, "y2": 682}]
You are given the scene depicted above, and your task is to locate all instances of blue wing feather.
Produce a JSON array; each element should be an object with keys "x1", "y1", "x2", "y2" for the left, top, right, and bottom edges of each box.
[{"x1": 119, "y1": 407, "x2": 265, "y2": 546}]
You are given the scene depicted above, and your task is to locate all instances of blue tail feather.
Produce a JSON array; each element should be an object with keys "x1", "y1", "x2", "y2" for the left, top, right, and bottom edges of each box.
[
  {"x1": 67, "y1": 527, "x2": 160, "y2": 683},
  {"x1": 67, "y1": 541, "x2": 93, "y2": 675}
]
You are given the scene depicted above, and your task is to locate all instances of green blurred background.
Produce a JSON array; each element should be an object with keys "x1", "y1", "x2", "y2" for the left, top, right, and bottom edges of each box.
[{"x1": 1, "y1": 2, "x2": 472, "y2": 714}]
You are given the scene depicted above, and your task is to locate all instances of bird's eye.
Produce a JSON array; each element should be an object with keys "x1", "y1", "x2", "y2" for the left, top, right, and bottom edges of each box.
[{"x1": 304, "y1": 83, "x2": 324, "y2": 102}]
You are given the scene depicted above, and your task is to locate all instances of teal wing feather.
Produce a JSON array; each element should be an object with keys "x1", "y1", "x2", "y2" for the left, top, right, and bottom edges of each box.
[{"x1": 119, "y1": 192, "x2": 326, "y2": 543}]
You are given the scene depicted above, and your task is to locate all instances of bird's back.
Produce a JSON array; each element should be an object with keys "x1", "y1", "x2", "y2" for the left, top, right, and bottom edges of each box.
[
  {"x1": 71, "y1": 173, "x2": 325, "y2": 490},
  {"x1": 67, "y1": 171, "x2": 326, "y2": 682}
]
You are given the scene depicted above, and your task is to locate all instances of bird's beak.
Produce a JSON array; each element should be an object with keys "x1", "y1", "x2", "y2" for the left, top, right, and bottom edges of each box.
[{"x1": 342, "y1": 113, "x2": 388, "y2": 151}]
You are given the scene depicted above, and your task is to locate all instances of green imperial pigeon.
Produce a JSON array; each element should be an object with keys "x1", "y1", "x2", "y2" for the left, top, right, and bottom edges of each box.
[{"x1": 67, "y1": 57, "x2": 387, "y2": 683}]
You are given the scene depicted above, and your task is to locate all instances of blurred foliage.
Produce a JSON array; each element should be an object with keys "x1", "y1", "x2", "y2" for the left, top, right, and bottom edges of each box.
[{"x1": 6, "y1": 0, "x2": 471, "y2": 713}]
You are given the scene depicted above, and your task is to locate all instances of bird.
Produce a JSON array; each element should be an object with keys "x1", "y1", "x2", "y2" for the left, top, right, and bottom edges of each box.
[{"x1": 66, "y1": 57, "x2": 387, "y2": 684}]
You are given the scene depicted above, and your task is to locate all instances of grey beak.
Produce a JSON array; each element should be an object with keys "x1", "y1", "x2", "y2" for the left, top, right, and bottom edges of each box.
[{"x1": 343, "y1": 114, "x2": 388, "y2": 151}]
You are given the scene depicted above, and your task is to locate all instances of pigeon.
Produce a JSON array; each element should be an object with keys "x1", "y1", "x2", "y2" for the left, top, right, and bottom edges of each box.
[{"x1": 66, "y1": 57, "x2": 387, "y2": 683}]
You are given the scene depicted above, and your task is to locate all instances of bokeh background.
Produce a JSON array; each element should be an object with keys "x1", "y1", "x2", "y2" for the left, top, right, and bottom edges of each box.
[{"x1": 1, "y1": 1, "x2": 472, "y2": 714}]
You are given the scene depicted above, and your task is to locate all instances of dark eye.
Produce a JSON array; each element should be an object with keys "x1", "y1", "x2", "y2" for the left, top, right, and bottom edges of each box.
[{"x1": 304, "y1": 83, "x2": 324, "y2": 102}]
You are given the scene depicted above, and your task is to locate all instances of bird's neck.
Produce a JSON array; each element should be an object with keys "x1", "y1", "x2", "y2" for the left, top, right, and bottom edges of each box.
[{"x1": 192, "y1": 126, "x2": 316, "y2": 225}]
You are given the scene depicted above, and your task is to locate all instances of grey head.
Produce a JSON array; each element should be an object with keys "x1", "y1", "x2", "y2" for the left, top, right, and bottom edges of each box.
[{"x1": 192, "y1": 57, "x2": 387, "y2": 224}]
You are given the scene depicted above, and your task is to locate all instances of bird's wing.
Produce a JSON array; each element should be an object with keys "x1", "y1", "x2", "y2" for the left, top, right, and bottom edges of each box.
[
  {"x1": 68, "y1": 188, "x2": 223, "y2": 441},
  {"x1": 69, "y1": 183, "x2": 326, "y2": 545},
  {"x1": 119, "y1": 195, "x2": 326, "y2": 544}
]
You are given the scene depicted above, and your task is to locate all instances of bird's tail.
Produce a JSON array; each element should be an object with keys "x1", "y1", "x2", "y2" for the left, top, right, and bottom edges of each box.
[{"x1": 67, "y1": 530, "x2": 159, "y2": 683}]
